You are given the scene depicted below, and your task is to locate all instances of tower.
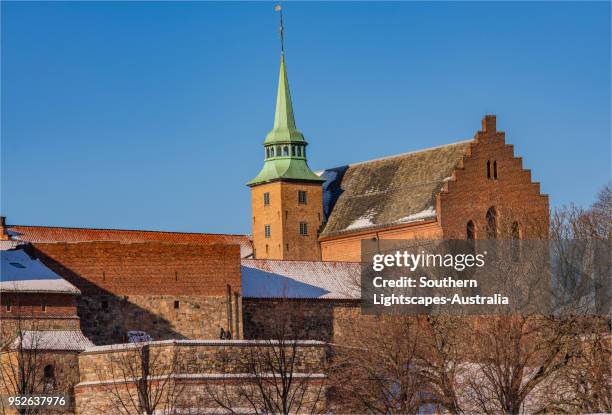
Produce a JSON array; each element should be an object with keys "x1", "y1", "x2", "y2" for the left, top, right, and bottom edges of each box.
[{"x1": 247, "y1": 53, "x2": 325, "y2": 260}]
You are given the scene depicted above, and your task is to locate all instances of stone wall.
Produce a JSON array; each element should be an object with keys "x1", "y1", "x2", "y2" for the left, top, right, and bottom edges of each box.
[
  {"x1": 77, "y1": 294, "x2": 239, "y2": 344},
  {"x1": 0, "y1": 350, "x2": 81, "y2": 414},
  {"x1": 243, "y1": 298, "x2": 360, "y2": 343},
  {"x1": 74, "y1": 340, "x2": 327, "y2": 414}
]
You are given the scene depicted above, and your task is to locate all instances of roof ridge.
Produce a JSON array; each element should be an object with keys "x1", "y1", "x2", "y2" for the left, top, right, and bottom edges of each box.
[
  {"x1": 314, "y1": 139, "x2": 473, "y2": 175},
  {"x1": 9, "y1": 224, "x2": 249, "y2": 238}
]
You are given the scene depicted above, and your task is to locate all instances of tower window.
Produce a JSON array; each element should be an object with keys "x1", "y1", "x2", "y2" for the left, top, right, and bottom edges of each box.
[
  {"x1": 265, "y1": 244, "x2": 269, "y2": 254},
  {"x1": 174, "y1": 300, "x2": 180, "y2": 309},
  {"x1": 493, "y1": 161, "x2": 498, "y2": 179},
  {"x1": 299, "y1": 222, "x2": 308, "y2": 235},
  {"x1": 6, "y1": 302, "x2": 11, "y2": 312},
  {"x1": 270, "y1": 147, "x2": 275, "y2": 157},
  {"x1": 291, "y1": 145, "x2": 296, "y2": 156},
  {"x1": 297, "y1": 146, "x2": 302, "y2": 157},
  {"x1": 263, "y1": 192, "x2": 270, "y2": 206},
  {"x1": 41, "y1": 302, "x2": 47, "y2": 312},
  {"x1": 277, "y1": 146, "x2": 282, "y2": 156},
  {"x1": 298, "y1": 191, "x2": 307, "y2": 204},
  {"x1": 283, "y1": 146, "x2": 289, "y2": 156},
  {"x1": 486, "y1": 160, "x2": 491, "y2": 179},
  {"x1": 264, "y1": 224, "x2": 271, "y2": 238},
  {"x1": 286, "y1": 243, "x2": 289, "y2": 251}
]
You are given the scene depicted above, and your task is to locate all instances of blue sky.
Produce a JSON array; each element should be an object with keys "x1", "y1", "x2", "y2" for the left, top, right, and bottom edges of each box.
[{"x1": 1, "y1": 1, "x2": 610, "y2": 234}]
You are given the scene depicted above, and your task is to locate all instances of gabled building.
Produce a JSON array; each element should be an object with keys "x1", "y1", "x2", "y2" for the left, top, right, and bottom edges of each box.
[{"x1": 248, "y1": 54, "x2": 549, "y2": 262}]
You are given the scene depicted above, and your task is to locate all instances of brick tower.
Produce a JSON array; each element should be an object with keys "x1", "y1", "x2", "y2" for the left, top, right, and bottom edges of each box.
[{"x1": 247, "y1": 53, "x2": 325, "y2": 260}]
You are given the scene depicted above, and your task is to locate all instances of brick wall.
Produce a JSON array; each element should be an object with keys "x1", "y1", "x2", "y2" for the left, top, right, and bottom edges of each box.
[
  {"x1": 438, "y1": 116, "x2": 549, "y2": 239},
  {"x1": 28, "y1": 242, "x2": 242, "y2": 343},
  {"x1": 251, "y1": 181, "x2": 323, "y2": 260},
  {"x1": 320, "y1": 220, "x2": 442, "y2": 262}
]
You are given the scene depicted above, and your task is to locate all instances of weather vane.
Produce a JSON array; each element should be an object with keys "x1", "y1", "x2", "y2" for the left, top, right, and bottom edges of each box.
[{"x1": 274, "y1": 4, "x2": 284, "y2": 54}]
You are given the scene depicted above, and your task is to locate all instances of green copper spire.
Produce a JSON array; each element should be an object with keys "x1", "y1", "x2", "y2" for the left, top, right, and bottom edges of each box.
[
  {"x1": 264, "y1": 54, "x2": 305, "y2": 145},
  {"x1": 247, "y1": 54, "x2": 324, "y2": 187}
]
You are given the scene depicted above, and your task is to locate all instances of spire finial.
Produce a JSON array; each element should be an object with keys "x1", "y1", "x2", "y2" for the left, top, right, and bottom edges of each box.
[{"x1": 275, "y1": 4, "x2": 284, "y2": 54}]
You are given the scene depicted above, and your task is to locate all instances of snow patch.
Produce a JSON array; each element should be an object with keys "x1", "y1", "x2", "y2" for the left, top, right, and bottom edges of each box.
[
  {"x1": 396, "y1": 206, "x2": 436, "y2": 224},
  {"x1": 344, "y1": 209, "x2": 376, "y2": 231}
]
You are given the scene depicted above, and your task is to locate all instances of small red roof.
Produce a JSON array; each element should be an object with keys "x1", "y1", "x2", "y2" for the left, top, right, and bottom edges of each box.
[{"x1": 9, "y1": 225, "x2": 253, "y2": 258}]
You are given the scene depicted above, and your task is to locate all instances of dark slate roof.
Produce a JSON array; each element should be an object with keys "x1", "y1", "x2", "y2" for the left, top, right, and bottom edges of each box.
[
  {"x1": 319, "y1": 140, "x2": 472, "y2": 237},
  {"x1": 241, "y1": 259, "x2": 360, "y2": 300}
]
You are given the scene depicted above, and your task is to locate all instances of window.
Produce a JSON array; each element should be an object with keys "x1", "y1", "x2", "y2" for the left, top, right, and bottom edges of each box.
[
  {"x1": 265, "y1": 244, "x2": 269, "y2": 254},
  {"x1": 486, "y1": 207, "x2": 497, "y2": 239},
  {"x1": 299, "y1": 222, "x2": 308, "y2": 235},
  {"x1": 466, "y1": 220, "x2": 475, "y2": 240},
  {"x1": 283, "y1": 146, "x2": 289, "y2": 156},
  {"x1": 270, "y1": 147, "x2": 275, "y2": 157},
  {"x1": 493, "y1": 161, "x2": 498, "y2": 179},
  {"x1": 291, "y1": 145, "x2": 296, "y2": 156},
  {"x1": 486, "y1": 160, "x2": 491, "y2": 179},
  {"x1": 41, "y1": 302, "x2": 47, "y2": 312},
  {"x1": 286, "y1": 243, "x2": 289, "y2": 251},
  {"x1": 266, "y1": 148, "x2": 270, "y2": 158},
  {"x1": 277, "y1": 146, "x2": 282, "y2": 156},
  {"x1": 6, "y1": 302, "x2": 11, "y2": 312},
  {"x1": 263, "y1": 192, "x2": 270, "y2": 206},
  {"x1": 297, "y1": 146, "x2": 302, "y2": 157},
  {"x1": 9, "y1": 262, "x2": 25, "y2": 269},
  {"x1": 44, "y1": 365, "x2": 55, "y2": 380},
  {"x1": 174, "y1": 300, "x2": 180, "y2": 309},
  {"x1": 298, "y1": 191, "x2": 307, "y2": 204},
  {"x1": 264, "y1": 224, "x2": 271, "y2": 238}
]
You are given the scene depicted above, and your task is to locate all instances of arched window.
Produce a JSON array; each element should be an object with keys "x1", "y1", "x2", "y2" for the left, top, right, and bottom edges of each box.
[
  {"x1": 486, "y1": 207, "x2": 497, "y2": 239},
  {"x1": 466, "y1": 221, "x2": 475, "y2": 240},
  {"x1": 297, "y1": 146, "x2": 302, "y2": 157},
  {"x1": 493, "y1": 161, "x2": 498, "y2": 179},
  {"x1": 44, "y1": 364, "x2": 54, "y2": 380},
  {"x1": 270, "y1": 147, "x2": 275, "y2": 157},
  {"x1": 291, "y1": 145, "x2": 296, "y2": 156},
  {"x1": 276, "y1": 146, "x2": 282, "y2": 157},
  {"x1": 283, "y1": 146, "x2": 289, "y2": 156},
  {"x1": 486, "y1": 160, "x2": 491, "y2": 179}
]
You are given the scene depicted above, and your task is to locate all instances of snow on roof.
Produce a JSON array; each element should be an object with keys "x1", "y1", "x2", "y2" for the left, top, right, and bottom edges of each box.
[
  {"x1": 0, "y1": 246, "x2": 80, "y2": 294},
  {"x1": 9, "y1": 225, "x2": 254, "y2": 258},
  {"x1": 241, "y1": 259, "x2": 361, "y2": 300},
  {"x1": 11, "y1": 330, "x2": 94, "y2": 351}
]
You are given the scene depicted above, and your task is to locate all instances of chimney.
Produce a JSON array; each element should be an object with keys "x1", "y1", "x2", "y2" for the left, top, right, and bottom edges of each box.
[
  {"x1": 482, "y1": 115, "x2": 496, "y2": 133},
  {"x1": 0, "y1": 216, "x2": 10, "y2": 240}
]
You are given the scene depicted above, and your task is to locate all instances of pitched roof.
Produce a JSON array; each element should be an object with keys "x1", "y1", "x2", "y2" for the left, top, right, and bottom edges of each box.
[
  {"x1": 11, "y1": 330, "x2": 94, "y2": 351},
  {"x1": 0, "y1": 245, "x2": 80, "y2": 294},
  {"x1": 320, "y1": 140, "x2": 472, "y2": 237},
  {"x1": 241, "y1": 259, "x2": 360, "y2": 300},
  {"x1": 9, "y1": 225, "x2": 253, "y2": 258}
]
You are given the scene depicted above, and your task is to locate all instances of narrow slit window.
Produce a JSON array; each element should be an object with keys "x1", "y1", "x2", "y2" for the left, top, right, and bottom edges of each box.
[
  {"x1": 486, "y1": 160, "x2": 491, "y2": 179},
  {"x1": 174, "y1": 300, "x2": 180, "y2": 309},
  {"x1": 299, "y1": 222, "x2": 308, "y2": 235},
  {"x1": 493, "y1": 161, "x2": 498, "y2": 179}
]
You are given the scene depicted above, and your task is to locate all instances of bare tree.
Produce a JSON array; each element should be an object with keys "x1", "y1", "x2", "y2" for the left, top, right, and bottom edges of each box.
[
  {"x1": 91, "y1": 342, "x2": 186, "y2": 415},
  {"x1": 203, "y1": 300, "x2": 326, "y2": 415},
  {"x1": 0, "y1": 312, "x2": 62, "y2": 415}
]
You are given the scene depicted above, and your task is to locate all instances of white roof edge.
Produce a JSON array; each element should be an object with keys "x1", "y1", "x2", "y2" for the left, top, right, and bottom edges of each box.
[{"x1": 83, "y1": 339, "x2": 326, "y2": 353}]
